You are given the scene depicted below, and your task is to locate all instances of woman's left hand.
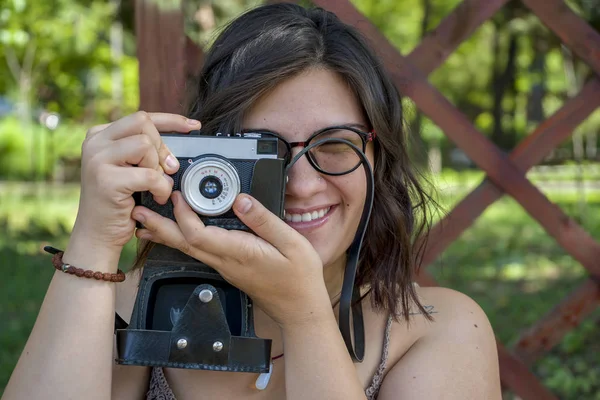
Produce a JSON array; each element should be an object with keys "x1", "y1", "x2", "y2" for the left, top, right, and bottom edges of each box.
[{"x1": 131, "y1": 191, "x2": 332, "y2": 327}]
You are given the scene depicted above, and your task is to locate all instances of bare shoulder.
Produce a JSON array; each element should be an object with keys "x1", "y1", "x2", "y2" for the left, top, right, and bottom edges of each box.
[
  {"x1": 416, "y1": 286, "x2": 493, "y2": 331},
  {"x1": 379, "y1": 286, "x2": 502, "y2": 400},
  {"x1": 411, "y1": 286, "x2": 498, "y2": 362},
  {"x1": 112, "y1": 268, "x2": 150, "y2": 400}
]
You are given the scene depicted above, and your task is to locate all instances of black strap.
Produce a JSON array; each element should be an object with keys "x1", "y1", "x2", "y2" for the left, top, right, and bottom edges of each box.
[{"x1": 337, "y1": 147, "x2": 373, "y2": 362}]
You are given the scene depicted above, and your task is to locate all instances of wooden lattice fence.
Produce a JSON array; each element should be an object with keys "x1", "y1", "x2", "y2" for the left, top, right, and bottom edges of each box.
[{"x1": 134, "y1": 0, "x2": 600, "y2": 398}]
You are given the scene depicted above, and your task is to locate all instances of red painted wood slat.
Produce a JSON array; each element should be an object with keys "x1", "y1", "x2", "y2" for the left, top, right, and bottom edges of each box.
[
  {"x1": 135, "y1": 0, "x2": 188, "y2": 113},
  {"x1": 514, "y1": 278, "x2": 600, "y2": 365},
  {"x1": 418, "y1": 78, "x2": 600, "y2": 269},
  {"x1": 497, "y1": 344, "x2": 560, "y2": 400},
  {"x1": 407, "y1": 0, "x2": 510, "y2": 75},
  {"x1": 521, "y1": 0, "x2": 600, "y2": 75}
]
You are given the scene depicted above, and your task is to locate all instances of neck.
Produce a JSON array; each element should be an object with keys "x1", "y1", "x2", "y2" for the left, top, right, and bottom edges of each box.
[{"x1": 323, "y1": 254, "x2": 346, "y2": 305}]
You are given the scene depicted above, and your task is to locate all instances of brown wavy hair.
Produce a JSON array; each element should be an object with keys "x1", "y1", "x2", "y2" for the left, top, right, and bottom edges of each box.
[{"x1": 134, "y1": 3, "x2": 434, "y2": 321}]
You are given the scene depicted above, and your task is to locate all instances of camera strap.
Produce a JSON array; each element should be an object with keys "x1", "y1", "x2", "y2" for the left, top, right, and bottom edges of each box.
[{"x1": 338, "y1": 144, "x2": 373, "y2": 363}]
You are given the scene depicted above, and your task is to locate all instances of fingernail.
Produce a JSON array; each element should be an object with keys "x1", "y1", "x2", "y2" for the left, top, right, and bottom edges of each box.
[
  {"x1": 237, "y1": 197, "x2": 252, "y2": 214},
  {"x1": 166, "y1": 155, "x2": 179, "y2": 169},
  {"x1": 163, "y1": 173, "x2": 174, "y2": 185},
  {"x1": 133, "y1": 213, "x2": 146, "y2": 223},
  {"x1": 140, "y1": 233, "x2": 152, "y2": 240},
  {"x1": 171, "y1": 193, "x2": 179, "y2": 205},
  {"x1": 186, "y1": 118, "x2": 201, "y2": 126}
]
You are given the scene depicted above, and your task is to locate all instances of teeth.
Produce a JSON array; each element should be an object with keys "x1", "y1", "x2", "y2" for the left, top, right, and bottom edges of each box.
[{"x1": 284, "y1": 207, "x2": 331, "y2": 223}]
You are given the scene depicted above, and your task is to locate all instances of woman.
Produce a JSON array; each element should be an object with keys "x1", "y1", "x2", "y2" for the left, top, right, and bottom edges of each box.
[{"x1": 3, "y1": 3, "x2": 501, "y2": 400}]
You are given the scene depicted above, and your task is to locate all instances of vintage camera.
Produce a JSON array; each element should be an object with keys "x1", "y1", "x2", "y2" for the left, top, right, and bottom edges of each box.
[
  {"x1": 136, "y1": 132, "x2": 286, "y2": 230},
  {"x1": 115, "y1": 132, "x2": 287, "y2": 373}
]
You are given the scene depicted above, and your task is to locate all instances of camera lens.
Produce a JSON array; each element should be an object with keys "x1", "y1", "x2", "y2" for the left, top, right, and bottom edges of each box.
[
  {"x1": 180, "y1": 156, "x2": 241, "y2": 216},
  {"x1": 199, "y1": 176, "x2": 223, "y2": 199}
]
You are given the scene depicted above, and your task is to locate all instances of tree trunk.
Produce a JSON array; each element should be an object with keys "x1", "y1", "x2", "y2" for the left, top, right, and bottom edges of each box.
[
  {"x1": 419, "y1": 0, "x2": 438, "y2": 170},
  {"x1": 491, "y1": 23, "x2": 517, "y2": 151},
  {"x1": 562, "y1": 45, "x2": 586, "y2": 219}
]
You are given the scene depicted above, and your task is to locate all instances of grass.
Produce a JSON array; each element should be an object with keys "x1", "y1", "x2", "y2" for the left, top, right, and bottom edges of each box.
[{"x1": 0, "y1": 178, "x2": 598, "y2": 399}]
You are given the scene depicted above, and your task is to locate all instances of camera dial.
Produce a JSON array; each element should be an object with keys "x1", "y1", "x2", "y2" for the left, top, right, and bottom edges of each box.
[{"x1": 180, "y1": 156, "x2": 241, "y2": 216}]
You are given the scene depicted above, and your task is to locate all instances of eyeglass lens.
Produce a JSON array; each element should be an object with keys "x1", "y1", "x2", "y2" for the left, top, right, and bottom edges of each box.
[{"x1": 306, "y1": 128, "x2": 365, "y2": 174}]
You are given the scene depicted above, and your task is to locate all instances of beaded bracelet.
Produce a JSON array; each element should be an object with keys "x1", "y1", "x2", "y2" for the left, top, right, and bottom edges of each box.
[{"x1": 44, "y1": 246, "x2": 126, "y2": 282}]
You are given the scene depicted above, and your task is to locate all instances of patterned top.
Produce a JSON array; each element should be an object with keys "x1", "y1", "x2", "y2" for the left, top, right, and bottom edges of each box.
[{"x1": 146, "y1": 315, "x2": 393, "y2": 400}]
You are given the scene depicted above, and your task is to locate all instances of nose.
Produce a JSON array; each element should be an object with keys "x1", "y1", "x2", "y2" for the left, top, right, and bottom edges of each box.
[{"x1": 285, "y1": 148, "x2": 326, "y2": 198}]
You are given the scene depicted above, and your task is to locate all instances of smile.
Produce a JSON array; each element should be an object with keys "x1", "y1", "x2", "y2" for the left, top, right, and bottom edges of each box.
[
  {"x1": 283, "y1": 205, "x2": 336, "y2": 232},
  {"x1": 284, "y1": 206, "x2": 331, "y2": 222}
]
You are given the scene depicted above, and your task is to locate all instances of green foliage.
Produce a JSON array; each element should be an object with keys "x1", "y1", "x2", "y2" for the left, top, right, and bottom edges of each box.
[
  {"x1": 538, "y1": 315, "x2": 600, "y2": 400},
  {"x1": 0, "y1": 0, "x2": 139, "y2": 120},
  {"x1": 0, "y1": 117, "x2": 87, "y2": 180},
  {"x1": 0, "y1": 118, "x2": 28, "y2": 177}
]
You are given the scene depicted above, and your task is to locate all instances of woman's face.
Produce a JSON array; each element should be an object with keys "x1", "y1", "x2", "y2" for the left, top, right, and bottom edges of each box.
[{"x1": 243, "y1": 68, "x2": 375, "y2": 268}]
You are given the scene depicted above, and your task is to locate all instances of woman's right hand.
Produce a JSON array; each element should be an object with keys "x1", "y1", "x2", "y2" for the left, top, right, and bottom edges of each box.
[{"x1": 65, "y1": 112, "x2": 201, "y2": 270}]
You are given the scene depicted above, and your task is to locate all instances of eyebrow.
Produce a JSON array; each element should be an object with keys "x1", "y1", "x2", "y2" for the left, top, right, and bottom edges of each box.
[{"x1": 241, "y1": 122, "x2": 370, "y2": 137}]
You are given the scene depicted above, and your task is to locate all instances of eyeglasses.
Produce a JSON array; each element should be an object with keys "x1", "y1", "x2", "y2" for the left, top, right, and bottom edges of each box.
[{"x1": 244, "y1": 125, "x2": 376, "y2": 176}]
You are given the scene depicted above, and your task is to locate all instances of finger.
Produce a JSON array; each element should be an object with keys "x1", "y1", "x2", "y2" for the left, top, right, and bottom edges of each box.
[
  {"x1": 86, "y1": 123, "x2": 112, "y2": 139},
  {"x1": 102, "y1": 112, "x2": 200, "y2": 141},
  {"x1": 102, "y1": 113, "x2": 166, "y2": 175},
  {"x1": 137, "y1": 112, "x2": 201, "y2": 175},
  {"x1": 118, "y1": 167, "x2": 173, "y2": 205},
  {"x1": 103, "y1": 111, "x2": 161, "y2": 147},
  {"x1": 142, "y1": 112, "x2": 201, "y2": 133},
  {"x1": 102, "y1": 112, "x2": 200, "y2": 174},
  {"x1": 170, "y1": 191, "x2": 232, "y2": 255},
  {"x1": 131, "y1": 206, "x2": 221, "y2": 266},
  {"x1": 101, "y1": 134, "x2": 160, "y2": 170},
  {"x1": 232, "y1": 194, "x2": 303, "y2": 256}
]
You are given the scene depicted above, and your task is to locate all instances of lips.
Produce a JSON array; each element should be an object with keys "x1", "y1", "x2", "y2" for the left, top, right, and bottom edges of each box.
[
  {"x1": 284, "y1": 206, "x2": 331, "y2": 222},
  {"x1": 282, "y1": 205, "x2": 336, "y2": 233}
]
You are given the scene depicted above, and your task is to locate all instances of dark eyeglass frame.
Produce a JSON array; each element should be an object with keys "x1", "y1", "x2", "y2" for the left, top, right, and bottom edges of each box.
[{"x1": 243, "y1": 125, "x2": 376, "y2": 176}]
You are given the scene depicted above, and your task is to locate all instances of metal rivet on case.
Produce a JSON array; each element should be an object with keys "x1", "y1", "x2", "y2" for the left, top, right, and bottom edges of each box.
[
  {"x1": 199, "y1": 289, "x2": 213, "y2": 303},
  {"x1": 176, "y1": 338, "x2": 188, "y2": 349},
  {"x1": 213, "y1": 341, "x2": 224, "y2": 352}
]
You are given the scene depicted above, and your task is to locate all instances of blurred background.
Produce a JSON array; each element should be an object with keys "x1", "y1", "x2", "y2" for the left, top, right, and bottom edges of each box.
[{"x1": 0, "y1": 0, "x2": 599, "y2": 398}]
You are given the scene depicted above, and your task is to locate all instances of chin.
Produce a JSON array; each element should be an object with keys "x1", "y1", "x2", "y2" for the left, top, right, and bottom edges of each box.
[
  {"x1": 312, "y1": 242, "x2": 346, "y2": 270},
  {"x1": 284, "y1": 208, "x2": 355, "y2": 268}
]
